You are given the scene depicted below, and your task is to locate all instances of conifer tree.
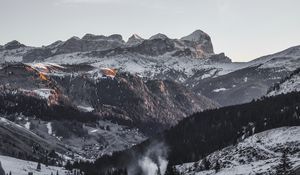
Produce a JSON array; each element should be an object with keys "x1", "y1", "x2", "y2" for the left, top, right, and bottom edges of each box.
[
  {"x1": 274, "y1": 149, "x2": 294, "y2": 175},
  {"x1": 36, "y1": 162, "x2": 41, "y2": 171},
  {"x1": 202, "y1": 157, "x2": 210, "y2": 170},
  {"x1": 165, "y1": 165, "x2": 181, "y2": 175},
  {"x1": 214, "y1": 160, "x2": 220, "y2": 173}
]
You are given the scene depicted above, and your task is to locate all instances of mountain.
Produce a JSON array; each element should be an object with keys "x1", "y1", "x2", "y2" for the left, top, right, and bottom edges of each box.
[
  {"x1": 126, "y1": 34, "x2": 144, "y2": 46},
  {"x1": 176, "y1": 126, "x2": 300, "y2": 175},
  {"x1": 0, "y1": 31, "x2": 220, "y2": 163},
  {"x1": 0, "y1": 62, "x2": 216, "y2": 134},
  {"x1": 5, "y1": 30, "x2": 298, "y2": 107},
  {"x1": 180, "y1": 29, "x2": 214, "y2": 57},
  {"x1": 3, "y1": 40, "x2": 26, "y2": 50},
  {"x1": 55, "y1": 34, "x2": 125, "y2": 55},
  {"x1": 0, "y1": 30, "x2": 218, "y2": 64},
  {"x1": 191, "y1": 45, "x2": 300, "y2": 106},
  {"x1": 1, "y1": 29, "x2": 300, "y2": 174}
]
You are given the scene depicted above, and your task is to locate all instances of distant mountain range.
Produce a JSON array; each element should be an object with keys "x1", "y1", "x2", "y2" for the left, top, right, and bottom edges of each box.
[{"x1": 1, "y1": 30, "x2": 299, "y2": 107}]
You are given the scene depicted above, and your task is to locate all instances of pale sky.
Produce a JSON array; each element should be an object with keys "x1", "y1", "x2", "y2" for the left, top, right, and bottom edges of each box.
[{"x1": 0, "y1": 0, "x2": 299, "y2": 62}]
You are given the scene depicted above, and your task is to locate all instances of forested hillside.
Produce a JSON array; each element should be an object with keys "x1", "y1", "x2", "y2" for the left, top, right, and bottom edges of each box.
[{"x1": 71, "y1": 91, "x2": 300, "y2": 174}]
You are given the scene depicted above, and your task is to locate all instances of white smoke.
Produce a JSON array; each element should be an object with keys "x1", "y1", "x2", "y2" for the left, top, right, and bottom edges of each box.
[
  {"x1": 158, "y1": 156, "x2": 168, "y2": 175},
  {"x1": 128, "y1": 141, "x2": 168, "y2": 175},
  {"x1": 138, "y1": 157, "x2": 159, "y2": 175}
]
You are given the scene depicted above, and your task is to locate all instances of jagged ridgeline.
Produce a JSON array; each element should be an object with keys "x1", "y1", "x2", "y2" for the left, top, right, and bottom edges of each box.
[{"x1": 71, "y1": 91, "x2": 300, "y2": 174}]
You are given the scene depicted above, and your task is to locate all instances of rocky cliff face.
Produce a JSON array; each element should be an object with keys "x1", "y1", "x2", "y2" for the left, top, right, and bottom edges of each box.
[
  {"x1": 0, "y1": 63, "x2": 217, "y2": 134},
  {"x1": 50, "y1": 68, "x2": 217, "y2": 132},
  {"x1": 55, "y1": 34, "x2": 125, "y2": 54},
  {"x1": 126, "y1": 34, "x2": 144, "y2": 46},
  {"x1": 181, "y1": 29, "x2": 214, "y2": 57},
  {"x1": 4, "y1": 40, "x2": 26, "y2": 50}
]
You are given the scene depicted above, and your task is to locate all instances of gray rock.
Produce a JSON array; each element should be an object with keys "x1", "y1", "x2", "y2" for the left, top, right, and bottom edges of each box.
[
  {"x1": 149, "y1": 33, "x2": 169, "y2": 40},
  {"x1": 4, "y1": 40, "x2": 26, "y2": 50},
  {"x1": 55, "y1": 34, "x2": 124, "y2": 54},
  {"x1": 126, "y1": 34, "x2": 144, "y2": 46},
  {"x1": 181, "y1": 30, "x2": 214, "y2": 57}
]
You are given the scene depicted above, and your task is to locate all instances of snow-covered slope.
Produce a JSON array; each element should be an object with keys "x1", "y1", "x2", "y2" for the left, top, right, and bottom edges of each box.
[
  {"x1": 0, "y1": 47, "x2": 34, "y2": 63},
  {"x1": 176, "y1": 127, "x2": 300, "y2": 175},
  {"x1": 267, "y1": 68, "x2": 300, "y2": 96},
  {"x1": 45, "y1": 53, "x2": 239, "y2": 81},
  {"x1": 0, "y1": 116, "x2": 67, "y2": 160},
  {"x1": 0, "y1": 112, "x2": 146, "y2": 161},
  {"x1": 251, "y1": 45, "x2": 300, "y2": 71},
  {"x1": 0, "y1": 155, "x2": 66, "y2": 175}
]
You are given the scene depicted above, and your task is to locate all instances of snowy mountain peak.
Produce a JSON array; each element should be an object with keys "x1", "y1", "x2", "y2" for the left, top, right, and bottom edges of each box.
[
  {"x1": 126, "y1": 34, "x2": 144, "y2": 46},
  {"x1": 149, "y1": 33, "x2": 169, "y2": 40},
  {"x1": 180, "y1": 30, "x2": 214, "y2": 55}
]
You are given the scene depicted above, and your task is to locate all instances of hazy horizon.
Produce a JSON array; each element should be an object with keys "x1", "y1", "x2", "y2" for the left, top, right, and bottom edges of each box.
[{"x1": 1, "y1": 0, "x2": 299, "y2": 61}]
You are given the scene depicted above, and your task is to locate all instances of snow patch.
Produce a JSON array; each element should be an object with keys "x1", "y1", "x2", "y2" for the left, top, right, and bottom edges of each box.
[
  {"x1": 212, "y1": 88, "x2": 228, "y2": 93},
  {"x1": 46, "y1": 122, "x2": 52, "y2": 135},
  {"x1": 0, "y1": 155, "x2": 66, "y2": 175},
  {"x1": 24, "y1": 122, "x2": 30, "y2": 130},
  {"x1": 77, "y1": 105, "x2": 94, "y2": 112},
  {"x1": 33, "y1": 89, "x2": 53, "y2": 99}
]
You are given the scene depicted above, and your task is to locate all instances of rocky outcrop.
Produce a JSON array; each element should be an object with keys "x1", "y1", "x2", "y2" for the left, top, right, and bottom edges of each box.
[
  {"x1": 149, "y1": 33, "x2": 169, "y2": 40},
  {"x1": 52, "y1": 70, "x2": 217, "y2": 132},
  {"x1": 23, "y1": 48, "x2": 53, "y2": 62},
  {"x1": 181, "y1": 30, "x2": 214, "y2": 57},
  {"x1": 55, "y1": 34, "x2": 125, "y2": 54},
  {"x1": 126, "y1": 34, "x2": 144, "y2": 46},
  {"x1": 4, "y1": 40, "x2": 26, "y2": 50},
  {"x1": 130, "y1": 38, "x2": 176, "y2": 56},
  {"x1": 207, "y1": 53, "x2": 231, "y2": 63}
]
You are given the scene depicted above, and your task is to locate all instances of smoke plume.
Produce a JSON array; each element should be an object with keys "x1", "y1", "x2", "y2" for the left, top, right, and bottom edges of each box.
[{"x1": 128, "y1": 141, "x2": 168, "y2": 175}]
